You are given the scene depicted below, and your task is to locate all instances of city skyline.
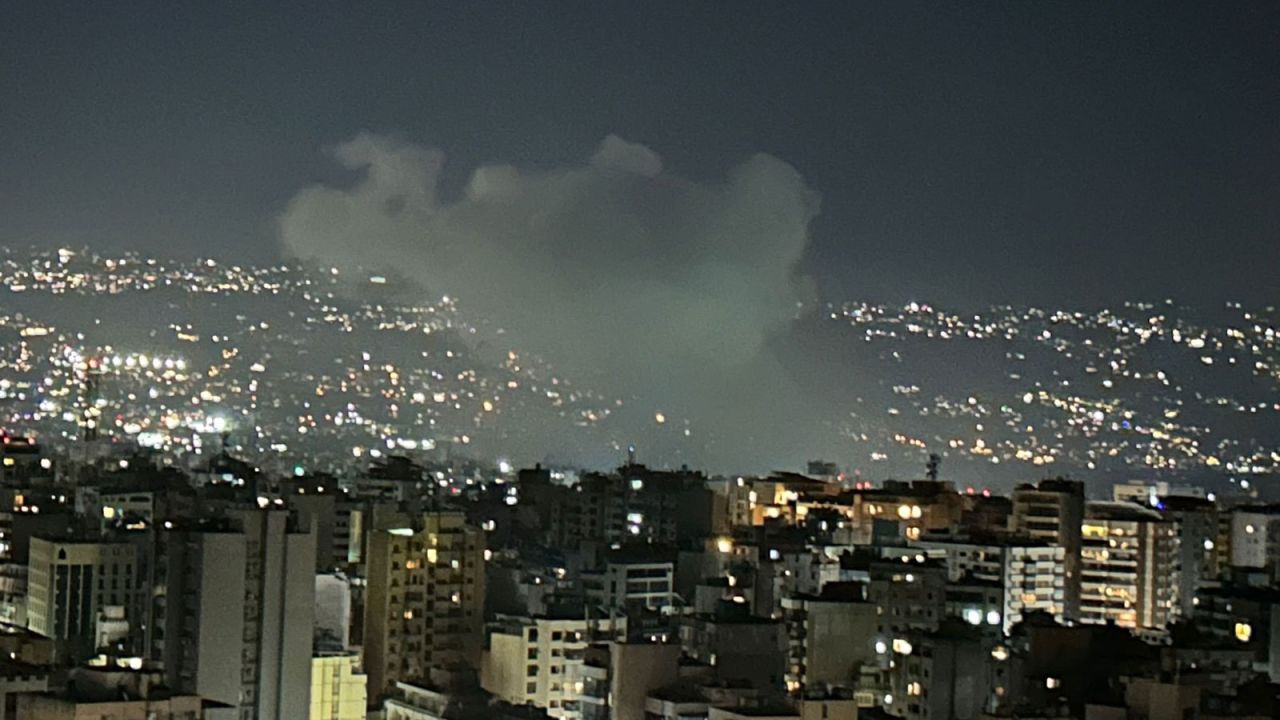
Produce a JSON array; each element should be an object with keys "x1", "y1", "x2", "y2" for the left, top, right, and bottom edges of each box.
[{"x1": 0, "y1": 5, "x2": 1279, "y2": 719}]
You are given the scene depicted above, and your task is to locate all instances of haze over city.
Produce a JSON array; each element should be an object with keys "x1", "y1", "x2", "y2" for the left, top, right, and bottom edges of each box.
[
  {"x1": 1, "y1": 4, "x2": 1279, "y2": 720},
  {"x1": 4, "y1": 2, "x2": 1278, "y2": 476}
]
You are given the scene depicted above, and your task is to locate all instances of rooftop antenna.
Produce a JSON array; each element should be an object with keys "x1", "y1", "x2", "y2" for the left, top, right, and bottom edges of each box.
[
  {"x1": 926, "y1": 453, "x2": 941, "y2": 482},
  {"x1": 627, "y1": 444, "x2": 636, "y2": 466}
]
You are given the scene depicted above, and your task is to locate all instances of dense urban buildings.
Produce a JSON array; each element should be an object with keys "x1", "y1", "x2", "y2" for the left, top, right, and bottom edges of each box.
[
  {"x1": 3, "y1": 428, "x2": 1280, "y2": 718},
  {"x1": 5, "y1": 0, "x2": 1277, "y2": 717}
]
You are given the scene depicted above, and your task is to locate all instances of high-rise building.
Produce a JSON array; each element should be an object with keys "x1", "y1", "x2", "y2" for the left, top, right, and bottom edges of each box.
[
  {"x1": 1080, "y1": 502, "x2": 1179, "y2": 630},
  {"x1": 1010, "y1": 479, "x2": 1084, "y2": 621},
  {"x1": 151, "y1": 510, "x2": 316, "y2": 720},
  {"x1": 26, "y1": 536, "x2": 139, "y2": 663},
  {"x1": 363, "y1": 511, "x2": 486, "y2": 704},
  {"x1": 1161, "y1": 496, "x2": 1221, "y2": 617}
]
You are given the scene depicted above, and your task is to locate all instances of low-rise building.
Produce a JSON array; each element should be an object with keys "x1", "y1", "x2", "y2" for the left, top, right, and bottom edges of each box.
[
  {"x1": 17, "y1": 667, "x2": 214, "y2": 720},
  {"x1": 580, "y1": 641, "x2": 681, "y2": 720},
  {"x1": 781, "y1": 583, "x2": 876, "y2": 693},
  {"x1": 310, "y1": 651, "x2": 367, "y2": 720},
  {"x1": 481, "y1": 610, "x2": 626, "y2": 719}
]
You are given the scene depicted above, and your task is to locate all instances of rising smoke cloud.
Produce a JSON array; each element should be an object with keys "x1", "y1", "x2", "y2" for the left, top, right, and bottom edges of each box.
[{"x1": 279, "y1": 133, "x2": 822, "y2": 470}]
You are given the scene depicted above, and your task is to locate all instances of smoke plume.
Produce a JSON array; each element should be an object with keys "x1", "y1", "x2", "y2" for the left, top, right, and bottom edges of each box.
[{"x1": 279, "y1": 133, "x2": 822, "y2": 470}]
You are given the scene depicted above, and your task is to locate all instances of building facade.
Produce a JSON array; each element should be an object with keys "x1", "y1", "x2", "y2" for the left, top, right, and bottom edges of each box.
[{"x1": 363, "y1": 511, "x2": 486, "y2": 704}]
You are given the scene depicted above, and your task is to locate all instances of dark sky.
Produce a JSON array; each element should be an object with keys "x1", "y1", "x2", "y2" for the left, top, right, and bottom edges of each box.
[{"x1": 2, "y1": 1, "x2": 1278, "y2": 309}]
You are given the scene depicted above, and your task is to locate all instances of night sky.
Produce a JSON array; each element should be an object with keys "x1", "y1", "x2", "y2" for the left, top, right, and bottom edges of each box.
[
  {"x1": 3, "y1": 3, "x2": 1279, "y2": 472},
  {"x1": 4, "y1": 2, "x2": 1276, "y2": 308}
]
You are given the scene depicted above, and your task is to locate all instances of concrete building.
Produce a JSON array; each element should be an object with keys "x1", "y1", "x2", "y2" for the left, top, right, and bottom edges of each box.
[
  {"x1": 1112, "y1": 480, "x2": 1204, "y2": 506},
  {"x1": 580, "y1": 641, "x2": 681, "y2": 720},
  {"x1": 0, "y1": 564, "x2": 26, "y2": 626},
  {"x1": 1228, "y1": 506, "x2": 1280, "y2": 573},
  {"x1": 26, "y1": 537, "x2": 139, "y2": 663},
  {"x1": 708, "y1": 708, "x2": 800, "y2": 720},
  {"x1": 1010, "y1": 479, "x2": 1084, "y2": 621},
  {"x1": 944, "y1": 578, "x2": 1003, "y2": 630},
  {"x1": 1003, "y1": 544, "x2": 1069, "y2": 632},
  {"x1": 310, "y1": 652, "x2": 368, "y2": 720},
  {"x1": 284, "y1": 482, "x2": 361, "y2": 573},
  {"x1": 1192, "y1": 572, "x2": 1280, "y2": 683},
  {"x1": 913, "y1": 536, "x2": 1067, "y2": 631},
  {"x1": 848, "y1": 481, "x2": 966, "y2": 544},
  {"x1": 886, "y1": 623, "x2": 997, "y2": 720},
  {"x1": 150, "y1": 510, "x2": 316, "y2": 720},
  {"x1": 520, "y1": 463, "x2": 703, "y2": 548},
  {"x1": 384, "y1": 670, "x2": 553, "y2": 720},
  {"x1": 867, "y1": 560, "x2": 947, "y2": 634},
  {"x1": 97, "y1": 486, "x2": 195, "y2": 533},
  {"x1": 582, "y1": 550, "x2": 674, "y2": 613},
  {"x1": 17, "y1": 667, "x2": 211, "y2": 720},
  {"x1": 481, "y1": 612, "x2": 626, "y2": 720},
  {"x1": 914, "y1": 538, "x2": 1005, "y2": 584},
  {"x1": 0, "y1": 658, "x2": 50, "y2": 720},
  {"x1": 1161, "y1": 496, "x2": 1221, "y2": 616},
  {"x1": 679, "y1": 607, "x2": 786, "y2": 693},
  {"x1": 315, "y1": 572, "x2": 353, "y2": 650},
  {"x1": 363, "y1": 511, "x2": 486, "y2": 704},
  {"x1": 643, "y1": 677, "x2": 771, "y2": 720},
  {"x1": 781, "y1": 583, "x2": 877, "y2": 693},
  {"x1": 1080, "y1": 502, "x2": 1179, "y2": 630},
  {"x1": 0, "y1": 619, "x2": 55, "y2": 664},
  {"x1": 1104, "y1": 676, "x2": 1200, "y2": 720}
]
